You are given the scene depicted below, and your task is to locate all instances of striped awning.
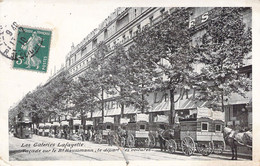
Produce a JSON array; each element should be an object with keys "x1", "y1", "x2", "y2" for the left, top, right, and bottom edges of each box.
[
  {"x1": 92, "y1": 111, "x2": 102, "y2": 117},
  {"x1": 124, "y1": 105, "x2": 141, "y2": 114},
  {"x1": 104, "y1": 108, "x2": 121, "y2": 116},
  {"x1": 225, "y1": 91, "x2": 251, "y2": 105}
]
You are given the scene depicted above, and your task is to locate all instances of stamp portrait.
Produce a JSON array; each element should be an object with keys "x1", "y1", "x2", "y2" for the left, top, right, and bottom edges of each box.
[{"x1": 13, "y1": 26, "x2": 52, "y2": 72}]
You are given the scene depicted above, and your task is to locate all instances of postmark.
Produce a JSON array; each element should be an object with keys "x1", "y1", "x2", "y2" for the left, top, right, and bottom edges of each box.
[
  {"x1": 0, "y1": 21, "x2": 19, "y2": 60},
  {"x1": 12, "y1": 26, "x2": 52, "y2": 72}
]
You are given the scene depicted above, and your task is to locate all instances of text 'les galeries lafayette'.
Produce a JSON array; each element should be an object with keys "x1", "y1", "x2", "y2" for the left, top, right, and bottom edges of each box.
[{"x1": 33, "y1": 142, "x2": 84, "y2": 149}]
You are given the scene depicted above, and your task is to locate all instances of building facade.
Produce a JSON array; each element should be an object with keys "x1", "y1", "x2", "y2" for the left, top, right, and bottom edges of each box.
[{"x1": 55, "y1": 7, "x2": 252, "y2": 128}]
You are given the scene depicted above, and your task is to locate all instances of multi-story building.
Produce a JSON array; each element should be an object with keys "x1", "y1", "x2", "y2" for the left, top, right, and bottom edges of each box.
[{"x1": 60, "y1": 7, "x2": 251, "y2": 128}]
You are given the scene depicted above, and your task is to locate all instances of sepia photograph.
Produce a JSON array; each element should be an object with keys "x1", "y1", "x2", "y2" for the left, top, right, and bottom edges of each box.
[{"x1": 0, "y1": 1, "x2": 259, "y2": 166}]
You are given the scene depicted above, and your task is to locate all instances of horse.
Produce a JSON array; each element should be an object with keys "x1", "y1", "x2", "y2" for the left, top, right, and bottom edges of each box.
[
  {"x1": 158, "y1": 128, "x2": 175, "y2": 152},
  {"x1": 223, "y1": 127, "x2": 252, "y2": 160}
]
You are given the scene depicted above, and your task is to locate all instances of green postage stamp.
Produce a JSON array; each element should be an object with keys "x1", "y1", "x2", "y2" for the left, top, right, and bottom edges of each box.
[{"x1": 13, "y1": 26, "x2": 52, "y2": 72}]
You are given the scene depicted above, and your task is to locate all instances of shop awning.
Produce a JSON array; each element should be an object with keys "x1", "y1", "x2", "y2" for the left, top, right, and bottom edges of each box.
[
  {"x1": 92, "y1": 111, "x2": 102, "y2": 117},
  {"x1": 104, "y1": 108, "x2": 121, "y2": 116},
  {"x1": 225, "y1": 91, "x2": 251, "y2": 105},
  {"x1": 124, "y1": 105, "x2": 141, "y2": 114}
]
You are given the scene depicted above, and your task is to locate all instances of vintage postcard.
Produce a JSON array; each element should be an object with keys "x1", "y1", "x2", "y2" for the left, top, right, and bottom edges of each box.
[{"x1": 0, "y1": 0, "x2": 259, "y2": 166}]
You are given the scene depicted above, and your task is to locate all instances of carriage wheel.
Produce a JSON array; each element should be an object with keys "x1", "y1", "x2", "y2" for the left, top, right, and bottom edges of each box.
[
  {"x1": 144, "y1": 137, "x2": 151, "y2": 148},
  {"x1": 97, "y1": 134, "x2": 103, "y2": 144},
  {"x1": 148, "y1": 134, "x2": 156, "y2": 148},
  {"x1": 181, "y1": 136, "x2": 195, "y2": 156},
  {"x1": 127, "y1": 134, "x2": 135, "y2": 148},
  {"x1": 166, "y1": 139, "x2": 177, "y2": 154},
  {"x1": 197, "y1": 141, "x2": 213, "y2": 156},
  {"x1": 213, "y1": 140, "x2": 225, "y2": 154}
]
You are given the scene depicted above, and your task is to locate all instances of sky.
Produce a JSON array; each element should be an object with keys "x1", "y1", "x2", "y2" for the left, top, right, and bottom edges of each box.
[{"x1": 0, "y1": 0, "x2": 119, "y2": 111}]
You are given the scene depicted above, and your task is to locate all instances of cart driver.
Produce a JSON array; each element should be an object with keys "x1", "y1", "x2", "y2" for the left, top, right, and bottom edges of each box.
[{"x1": 158, "y1": 125, "x2": 166, "y2": 152}]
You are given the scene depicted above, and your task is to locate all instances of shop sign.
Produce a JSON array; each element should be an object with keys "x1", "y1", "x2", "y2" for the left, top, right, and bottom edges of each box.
[{"x1": 189, "y1": 8, "x2": 222, "y2": 28}]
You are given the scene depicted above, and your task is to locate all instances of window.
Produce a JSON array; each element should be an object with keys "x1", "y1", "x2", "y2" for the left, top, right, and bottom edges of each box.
[
  {"x1": 92, "y1": 38, "x2": 97, "y2": 48},
  {"x1": 149, "y1": 16, "x2": 153, "y2": 25},
  {"x1": 129, "y1": 30, "x2": 133, "y2": 38},
  {"x1": 137, "y1": 24, "x2": 141, "y2": 31},
  {"x1": 140, "y1": 124, "x2": 145, "y2": 130},
  {"x1": 104, "y1": 29, "x2": 108, "y2": 39},
  {"x1": 215, "y1": 124, "x2": 221, "y2": 132},
  {"x1": 82, "y1": 46, "x2": 86, "y2": 53},
  {"x1": 201, "y1": 122, "x2": 208, "y2": 131},
  {"x1": 154, "y1": 92, "x2": 159, "y2": 103},
  {"x1": 160, "y1": 8, "x2": 165, "y2": 15},
  {"x1": 106, "y1": 125, "x2": 111, "y2": 130}
]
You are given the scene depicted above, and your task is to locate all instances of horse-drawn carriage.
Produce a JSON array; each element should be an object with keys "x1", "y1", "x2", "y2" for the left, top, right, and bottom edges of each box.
[
  {"x1": 94, "y1": 117, "x2": 116, "y2": 144},
  {"x1": 44, "y1": 123, "x2": 51, "y2": 136},
  {"x1": 125, "y1": 114, "x2": 151, "y2": 148},
  {"x1": 70, "y1": 119, "x2": 83, "y2": 141},
  {"x1": 161, "y1": 108, "x2": 225, "y2": 156},
  {"x1": 60, "y1": 120, "x2": 70, "y2": 139},
  {"x1": 116, "y1": 118, "x2": 130, "y2": 147},
  {"x1": 38, "y1": 123, "x2": 44, "y2": 136},
  {"x1": 50, "y1": 122, "x2": 60, "y2": 138},
  {"x1": 148, "y1": 115, "x2": 170, "y2": 148},
  {"x1": 84, "y1": 120, "x2": 94, "y2": 141}
]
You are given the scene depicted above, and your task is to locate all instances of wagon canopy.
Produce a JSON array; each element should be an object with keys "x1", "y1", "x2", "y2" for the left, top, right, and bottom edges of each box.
[
  {"x1": 52, "y1": 122, "x2": 60, "y2": 126},
  {"x1": 120, "y1": 118, "x2": 130, "y2": 124},
  {"x1": 104, "y1": 117, "x2": 114, "y2": 123},
  {"x1": 38, "y1": 123, "x2": 44, "y2": 127},
  {"x1": 85, "y1": 120, "x2": 93, "y2": 125},
  {"x1": 136, "y1": 114, "x2": 149, "y2": 122},
  {"x1": 190, "y1": 107, "x2": 224, "y2": 121},
  {"x1": 45, "y1": 123, "x2": 52, "y2": 127},
  {"x1": 61, "y1": 121, "x2": 69, "y2": 126},
  {"x1": 154, "y1": 115, "x2": 169, "y2": 123},
  {"x1": 73, "y1": 120, "x2": 81, "y2": 125}
]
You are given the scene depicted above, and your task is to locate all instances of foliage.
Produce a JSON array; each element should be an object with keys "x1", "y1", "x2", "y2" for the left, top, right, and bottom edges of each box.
[{"x1": 195, "y1": 8, "x2": 252, "y2": 111}]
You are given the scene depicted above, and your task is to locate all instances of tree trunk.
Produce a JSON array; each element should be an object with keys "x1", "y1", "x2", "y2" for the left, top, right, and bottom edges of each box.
[
  {"x1": 169, "y1": 88, "x2": 175, "y2": 124},
  {"x1": 141, "y1": 93, "x2": 145, "y2": 113},
  {"x1": 221, "y1": 90, "x2": 224, "y2": 112},
  {"x1": 101, "y1": 86, "x2": 104, "y2": 123},
  {"x1": 121, "y1": 103, "x2": 124, "y2": 118}
]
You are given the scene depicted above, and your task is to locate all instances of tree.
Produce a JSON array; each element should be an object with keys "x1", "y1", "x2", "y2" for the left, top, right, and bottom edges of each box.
[
  {"x1": 132, "y1": 8, "x2": 199, "y2": 123},
  {"x1": 81, "y1": 42, "x2": 114, "y2": 123},
  {"x1": 195, "y1": 8, "x2": 252, "y2": 112}
]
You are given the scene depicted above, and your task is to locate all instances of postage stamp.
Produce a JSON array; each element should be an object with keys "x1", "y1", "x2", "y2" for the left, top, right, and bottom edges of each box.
[{"x1": 12, "y1": 26, "x2": 52, "y2": 72}]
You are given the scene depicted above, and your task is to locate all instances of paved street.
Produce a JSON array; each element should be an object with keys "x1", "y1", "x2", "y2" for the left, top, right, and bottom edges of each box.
[{"x1": 9, "y1": 134, "x2": 251, "y2": 161}]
